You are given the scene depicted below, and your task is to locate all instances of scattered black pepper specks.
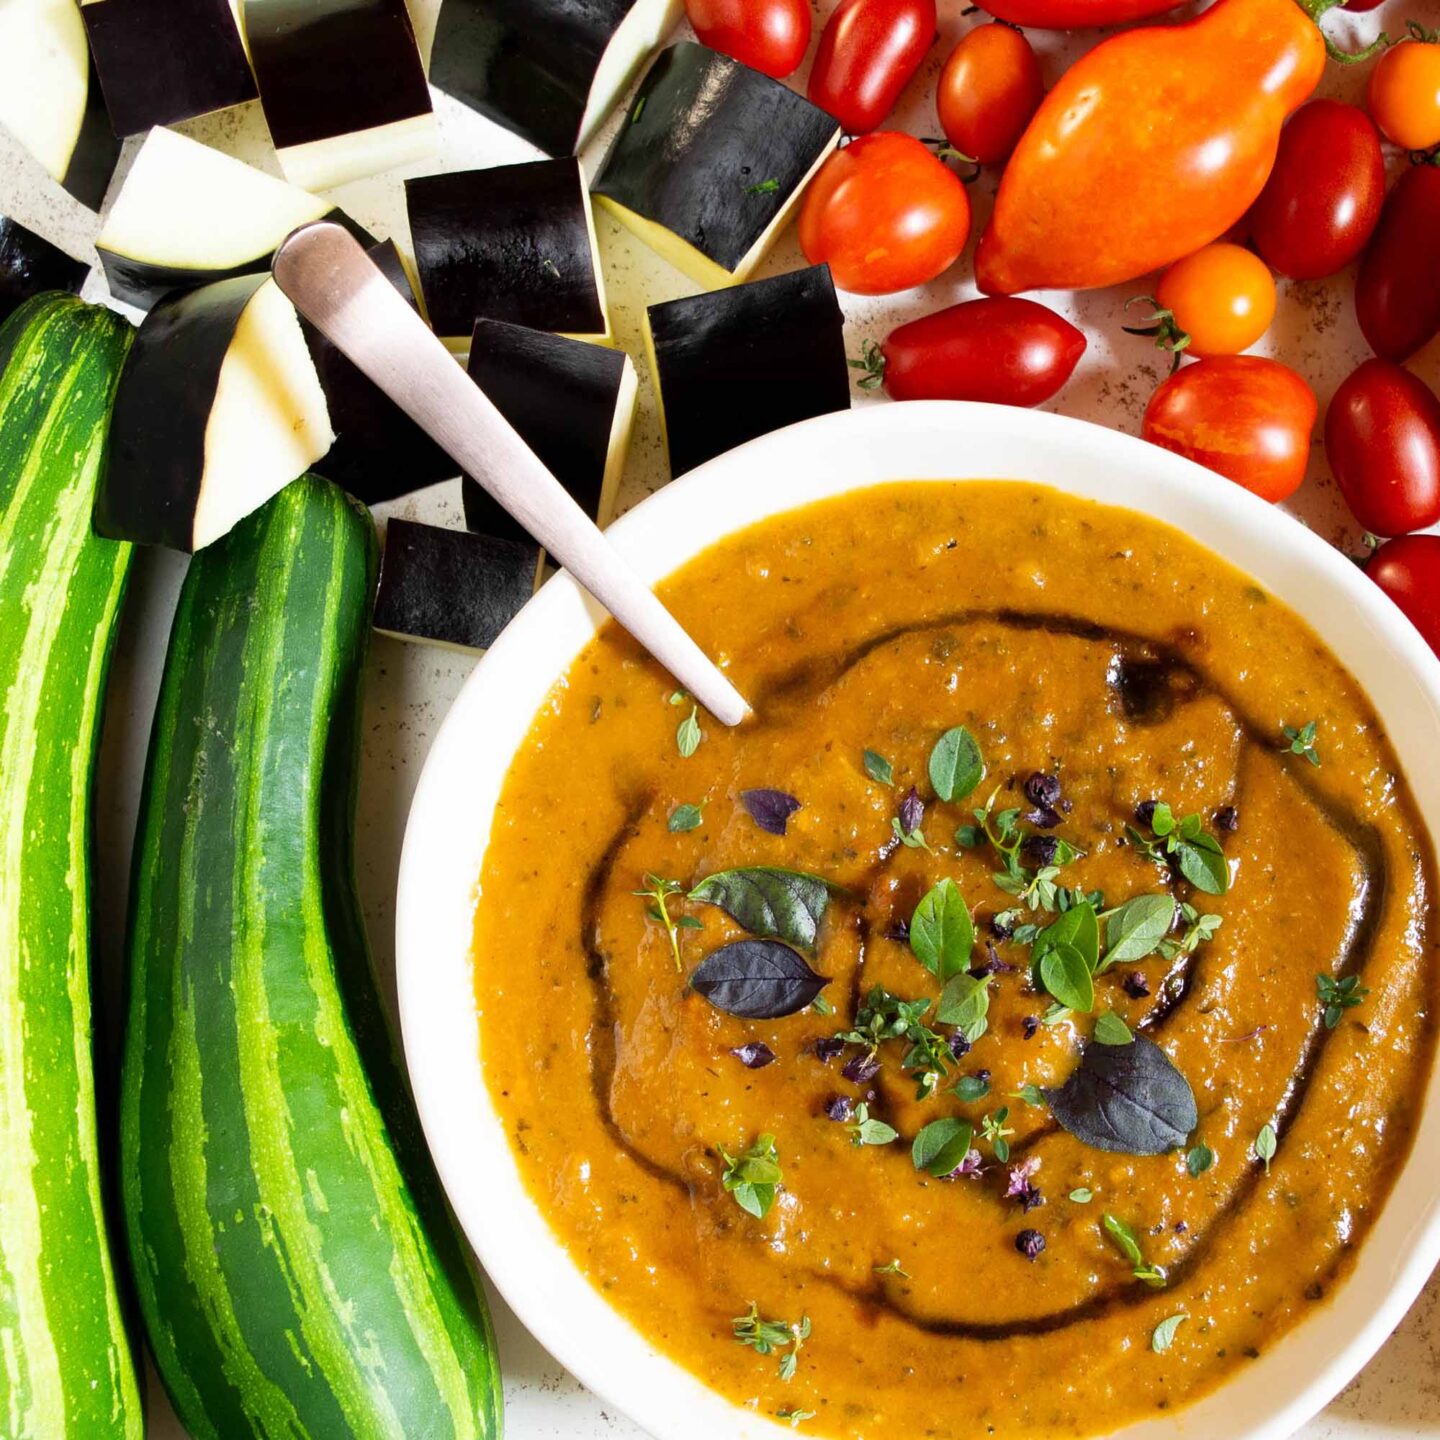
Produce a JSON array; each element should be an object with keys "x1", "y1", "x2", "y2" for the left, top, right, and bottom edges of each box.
[
  {"x1": 729, "y1": 1042, "x2": 776, "y2": 1069},
  {"x1": 1016, "y1": 1228, "x2": 1046, "y2": 1261},
  {"x1": 1122, "y1": 971, "x2": 1151, "y2": 999}
]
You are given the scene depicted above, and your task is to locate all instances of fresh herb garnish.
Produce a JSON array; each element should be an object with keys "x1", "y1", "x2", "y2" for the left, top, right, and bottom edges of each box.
[
  {"x1": 953, "y1": 1073, "x2": 991, "y2": 1102},
  {"x1": 1047, "y1": 1032, "x2": 1198, "y2": 1156},
  {"x1": 1093, "y1": 1011, "x2": 1133, "y2": 1046},
  {"x1": 1158, "y1": 903, "x2": 1222, "y2": 959},
  {"x1": 1317, "y1": 973, "x2": 1369, "y2": 1029},
  {"x1": 846, "y1": 1102, "x2": 899, "y2": 1147},
  {"x1": 874, "y1": 1258, "x2": 911, "y2": 1277},
  {"x1": 776, "y1": 1407, "x2": 816, "y2": 1427},
  {"x1": 979, "y1": 1107, "x2": 1014, "y2": 1162},
  {"x1": 740, "y1": 787, "x2": 802, "y2": 836},
  {"x1": 1186, "y1": 1143, "x2": 1214, "y2": 1176},
  {"x1": 1031, "y1": 902, "x2": 1100, "y2": 1013},
  {"x1": 746, "y1": 177, "x2": 781, "y2": 194},
  {"x1": 689, "y1": 867, "x2": 830, "y2": 951},
  {"x1": 910, "y1": 878, "x2": 975, "y2": 981},
  {"x1": 732, "y1": 1302, "x2": 808, "y2": 1379},
  {"x1": 731, "y1": 1042, "x2": 776, "y2": 1069},
  {"x1": 1102, "y1": 1213, "x2": 1166, "y2": 1287},
  {"x1": 912, "y1": 1116, "x2": 975, "y2": 1177},
  {"x1": 863, "y1": 748, "x2": 895, "y2": 786},
  {"x1": 1013, "y1": 1083, "x2": 1047, "y2": 1107},
  {"x1": 928, "y1": 726, "x2": 985, "y2": 803},
  {"x1": 1101, "y1": 894, "x2": 1177, "y2": 968},
  {"x1": 810, "y1": 993, "x2": 834, "y2": 1017},
  {"x1": 718, "y1": 1135, "x2": 782, "y2": 1218},
  {"x1": 935, "y1": 971, "x2": 990, "y2": 1043},
  {"x1": 892, "y1": 786, "x2": 932, "y2": 850},
  {"x1": 676, "y1": 704, "x2": 702, "y2": 757},
  {"x1": 1151, "y1": 1313, "x2": 1188, "y2": 1353},
  {"x1": 690, "y1": 939, "x2": 828, "y2": 1019},
  {"x1": 669, "y1": 802, "x2": 705, "y2": 833},
  {"x1": 838, "y1": 988, "x2": 958, "y2": 1098},
  {"x1": 634, "y1": 872, "x2": 698, "y2": 971},
  {"x1": 1282, "y1": 719, "x2": 1321, "y2": 767},
  {"x1": 1254, "y1": 1123, "x2": 1277, "y2": 1173},
  {"x1": 1127, "y1": 802, "x2": 1230, "y2": 895},
  {"x1": 1069, "y1": 1187, "x2": 1094, "y2": 1203}
]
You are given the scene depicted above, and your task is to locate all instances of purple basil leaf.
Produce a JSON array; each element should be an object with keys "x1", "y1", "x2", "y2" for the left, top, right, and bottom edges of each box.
[
  {"x1": 898, "y1": 786, "x2": 924, "y2": 835},
  {"x1": 689, "y1": 939, "x2": 828, "y2": 1019},
  {"x1": 740, "y1": 788, "x2": 802, "y2": 836},
  {"x1": 1045, "y1": 1033, "x2": 1197, "y2": 1155},
  {"x1": 729, "y1": 1042, "x2": 776, "y2": 1069}
]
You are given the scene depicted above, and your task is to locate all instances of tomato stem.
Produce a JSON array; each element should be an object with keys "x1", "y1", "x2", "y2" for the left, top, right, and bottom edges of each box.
[
  {"x1": 1292, "y1": 0, "x2": 1390, "y2": 63},
  {"x1": 1121, "y1": 297, "x2": 1191, "y2": 374}
]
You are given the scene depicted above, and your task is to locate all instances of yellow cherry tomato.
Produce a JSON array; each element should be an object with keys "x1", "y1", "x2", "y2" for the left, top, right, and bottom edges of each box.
[
  {"x1": 1154, "y1": 242, "x2": 1277, "y2": 357},
  {"x1": 1368, "y1": 38, "x2": 1440, "y2": 151}
]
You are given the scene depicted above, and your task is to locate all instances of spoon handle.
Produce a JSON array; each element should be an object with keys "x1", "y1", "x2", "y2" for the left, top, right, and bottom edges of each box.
[{"x1": 272, "y1": 221, "x2": 751, "y2": 727}]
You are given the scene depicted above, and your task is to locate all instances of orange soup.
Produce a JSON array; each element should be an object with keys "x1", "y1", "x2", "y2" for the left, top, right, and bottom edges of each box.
[{"x1": 472, "y1": 482, "x2": 1437, "y2": 1437}]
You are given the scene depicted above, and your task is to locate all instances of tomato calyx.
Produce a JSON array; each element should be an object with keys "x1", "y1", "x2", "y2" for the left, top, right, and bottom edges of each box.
[
  {"x1": 917, "y1": 136, "x2": 982, "y2": 181},
  {"x1": 1122, "y1": 296, "x2": 1192, "y2": 373},
  {"x1": 1292, "y1": 0, "x2": 1389, "y2": 64},
  {"x1": 1348, "y1": 532, "x2": 1383, "y2": 568},
  {"x1": 848, "y1": 338, "x2": 887, "y2": 390}
]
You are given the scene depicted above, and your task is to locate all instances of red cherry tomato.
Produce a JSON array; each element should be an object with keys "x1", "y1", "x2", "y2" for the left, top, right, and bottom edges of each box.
[
  {"x1": 1356, "y1": 164, "x2": 1440, "y2": 362},
  {"x1": 1367, "y1": 534, "x2": 1440, "y2": 656},
  {"x1": 936, "y1": 23, "x2": 1045, "y2": 165},
  {"x1": 799, "y1": 132, "x2": 970, "y2": 294},
  {"x1": 1247, "y1": 100, "x2": 1384, "y2": 280},
  {"x1": 1141, "y1": 356, "x2": 1316, "y2": 503},
  {"x1": 865, "y1": 297, "x2": 1085, "y2": 405},
  {"x1": 808, "y1": 0, "x2": 936, "y2": 135},
  {"x1": 684, "y1": 0, "x2": 811, "y2": 77},
  {"x1": 1368, "y1": 37, "x2": 1440, "y2": 151},
  {"x1": 1325, "y1": 359, "x2": 1440, "y2": 536}
]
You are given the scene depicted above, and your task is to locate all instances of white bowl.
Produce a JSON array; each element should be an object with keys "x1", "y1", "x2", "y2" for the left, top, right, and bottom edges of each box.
[{"x1": 396, "y1": 402, "x2": 1440, "y2": 1440}]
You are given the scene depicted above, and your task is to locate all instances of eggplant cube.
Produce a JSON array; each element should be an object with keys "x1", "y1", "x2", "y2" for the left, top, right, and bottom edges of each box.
[
  {"x1": 461, "y1": 321, "x2": 637, "y2": 545},
  {"x1": 645, "y1": 264, "x2": 851, "y2": 477},
  {"x1": 373, "y1": 519, "x2": 540, "y2": 652},
  {"x1": 96, "y1": 274, "x2": 334, "y2": 552},
  {"x1": 429, "y1": 0, "x2": 682, "y2": 157},
  {"x1": 406, "y1": 160, "x2": 610, "y2": 348},
  {"x1": 81, "y1": 0, "x2": 256, "y2": 135},
  {"x1": 0, "y1": 0, "x2": 119, "y2": 210},
  {"x1": 0, "y1": 217, "x2": 88, "y2": 326},
  {"x1": 244, "y1": 0, "x2": 437, "y2": 191},
  {"x1": 593, "y1": 43, "x2": 841, "y2": 291}
]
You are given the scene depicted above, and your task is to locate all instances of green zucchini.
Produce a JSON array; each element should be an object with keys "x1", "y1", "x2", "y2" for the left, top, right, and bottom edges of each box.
[
  {"x1": 0, "y1": 294, "x2": 143, "y2": 1438},
  {"x1": 120, "y1": 475, "x2": 503, "y2": 1439}
]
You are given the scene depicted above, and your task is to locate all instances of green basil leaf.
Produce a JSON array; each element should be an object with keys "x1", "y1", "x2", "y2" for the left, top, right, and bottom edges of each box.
[
  {"x1": 863, "y1": 749, "x2": 894, "y2": 786},
  {"x1": 1151, "y1": 1313, "x2": 1188, "y2": 1354},
  {"x1": 910, "y1": 877, "x2": 974, "y2": 981},
  {"x1": 668, "y1": 803, "x2": 704, "y2": 833},
  {"x1": 1102, "y1": 894, "x2": 1176, "y2": 966},
  {"x1": 677, "y1": 705, "x2": 702, "y2": 757},
  {"x1": 690, "y1": 867, "x2": 830, "y2": 952},
  {"x1": 927, "y1": 726, "x2": 985, "y2": 803},
  {"x1": 1254, "y1": 1123, "x2": 1277, "y2": 1171},
  {"x1": 1068, "y1": 1187, "x2": 1094, "y2": 1203},
  {"x1": 911, "y1": 1117, "x2": 974, "y2": 1178},
  {"x1": 1039, "y1": 942, "x2": 1095, "y2": 1013},
  {"x1": 953, "y1": 1074, "x2": 990, "y2": 1102},
  {"x1": 936, "y1": 971, "x2": 989, "y2": 1041},
  {"x1": 1102, "y1": 1212, "x2": 1145, "y2": 1266},
  {"x1": 1034, "y1": 901, "x2": 1100, "y2": 976},
  {"x1": 1093, "y1": 1011, "x2": 1133, "y2": 1046},
  {"x1": 1186, "y1": 1143, "x2": 1214, "y2": 1177},
  {"x1": 1176, "y1": 833, "x2": 1229, "y2": 895}
]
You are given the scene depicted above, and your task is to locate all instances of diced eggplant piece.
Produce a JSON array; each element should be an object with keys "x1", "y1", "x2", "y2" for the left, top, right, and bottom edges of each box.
[
  {"x1": 373, "y1": 519, "x2": 539, "y2": 652},
  {"x1": 461, "y1": 320, "x2": 636, "y2": 544},
  {"x1": 96, "y1": 274, "x2": 334, "y2": 552},
  {"x1": 96, "y1": 128, "x2": 375, "y2": 311},
  {"x1": 81, "y1": 0, "x2": 255, "y2": 134},
  {"x1": 645, "y1": 264, "x2": 850, "y2": 477},
  {"x1": 243, "y1": 0, "x2": 437, "y2": 190},
  {"x1": 429, "y1": 0, "x2": 681, "y2": 157},
  {"x1": 0, "y1": 216, "x2": 88, "y2": 325},
  {"x1": 593, "y1": 43, "x2": 840, "y2": 290},
  {"x1": 407, "y1": 160, "x2": 610, "y2": 348},
  {"x1": 305, "y1": 240, "x2": 459, "y2": 503},
  {"x1": 0, "y1": 0, "x2": 120, "y2": 210}
]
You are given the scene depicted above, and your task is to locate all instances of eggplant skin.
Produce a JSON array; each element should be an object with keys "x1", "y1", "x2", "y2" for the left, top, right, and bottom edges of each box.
[
  {"x1": 82, "y1": 0, "x2": 255, "y2": 135},
  {"x1": 374, "y1": 519, "x2": 539, "y2": 651},
  {"x1": 594, "y1": 42, "x2": 840, "y2": 273},
  {"x1": 0, "y1": 218, "x2": 87, "y2": 326},
  {"x1": 649, "y1": 264, "x2": 851, "y2": 477},
  {"x1": 61, "y1": 57, "x2": 122, "y2": 211},
  {"x1": 94, "y1": 276, "x2": 259, "y2": 552},
  {"x1": 431, "y1": 0, "x2": 635, "y2": 155},
  {"x1": 246, "y1": 0, "x2": 431, "y2": 149},
  {"x1": 406, "y1": 160, "x2": 605, "y2": 340}
]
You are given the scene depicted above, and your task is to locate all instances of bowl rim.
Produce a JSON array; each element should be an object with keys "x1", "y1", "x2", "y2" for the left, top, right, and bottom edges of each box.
[{"x1": 396, "y1": 401, "x2": 1440, "y2": 1440}]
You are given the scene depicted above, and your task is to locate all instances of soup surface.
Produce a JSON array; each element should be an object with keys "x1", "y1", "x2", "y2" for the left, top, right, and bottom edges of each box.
[{"x1": 471, "y1": 482, "x2": 1437, "y2": 1438}]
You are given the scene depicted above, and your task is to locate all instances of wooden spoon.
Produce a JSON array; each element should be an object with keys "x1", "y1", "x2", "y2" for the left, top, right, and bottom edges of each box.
[{"x1": 272, "y1": 221, "x2": 751, "y2": 727}]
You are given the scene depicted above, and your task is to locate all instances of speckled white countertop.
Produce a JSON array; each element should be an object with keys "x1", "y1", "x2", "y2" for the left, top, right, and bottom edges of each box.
[{"x1": 3, "y1": 0, "x2": 1438, "y2": 1434}]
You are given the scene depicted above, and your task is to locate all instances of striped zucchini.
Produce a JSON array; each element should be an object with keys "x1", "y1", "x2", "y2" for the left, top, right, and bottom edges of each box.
[
  {"x1": 120, "y1": 476, "x2": 502, "y2": 1439},
  {"x1": 0, "y1": 294, "x2": 143, "y2": 1439}
]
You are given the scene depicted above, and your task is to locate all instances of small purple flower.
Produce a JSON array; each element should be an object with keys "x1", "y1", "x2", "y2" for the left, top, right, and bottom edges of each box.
[
  {"x1": 842, "y1": 1051, "x2": 880, "y2": 1084},
  {"x1": 1015, "y1": 1228, "x2": 1047, "y2": 1261},
  {"x1": 825, "y1": 1095, "x2": 853, "y2": 1123},
  {"x1": 945, "y1": 1148, "x2": 983, "y2": 1179},
  {"x1": 1135, "y1": 798, "x2": 1159, "y2": 829},
  {"x1": 1122, "y1": 971, "x2": 1151, "y2": 1000},
  {"x1": 813, "y1": 1036, "x2": 845, "y2": 1063},
  {"x1": 1006, "y1": 1158, "x2": 1044, "y2": 1212},
  {"x1": 1022, "y1": 1015, "x2": 1040, "y2": 1040},
  {"x1": 898, "y1": 786, "x2": 924, "y2": 836},
  {"x1": 1174, "y1": 1220, "x2": 1189, "y2": 1234},
  {"x1": 990, "y1": 912, "x2": 1015, "y2": 940},
  {"x1": 729, "y1": 1042, "x2": 776, "y2": 1069},
  {"x1": 1020, "y1": 833, "x2": 1060, "y2": 868},
  {"x1": 740, "y1": 788, "x2": 802, "y2": 836},
  {"x1": 1214, "y1": 805, "x2": 1240, "y2": 833},
  {"x1": 947, "y1": 1031, "x2": 972, "y2": 1060},
  {"x1": 884, "y1": 918, "x2": 911, "y2": 943}
]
